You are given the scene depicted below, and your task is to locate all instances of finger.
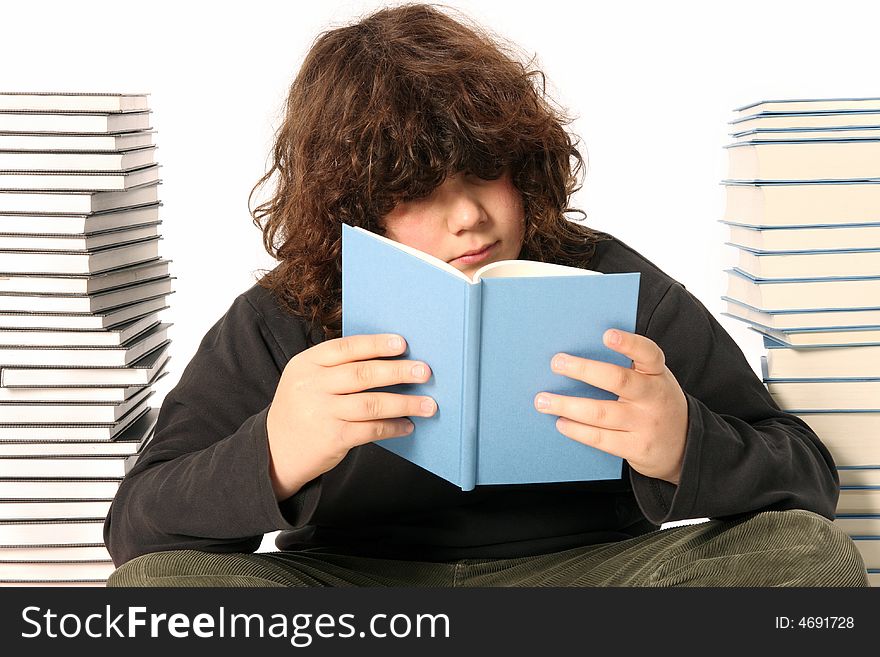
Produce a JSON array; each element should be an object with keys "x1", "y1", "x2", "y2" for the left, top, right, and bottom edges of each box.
[
  {"x1": 555, "y1": 417, "x2": 633, "y2": 461},
  {"x1": 603, "y1": 329, "x2": 666, "y2": 375},
  {"x1": 334, "y1": 391, "x2": 437, "y2": 423},
  {"x1": 309, "y1": 334, "x2": 407, "y2": 368},
  {"x1": 322, "y1": 359, "x2": 432, "y2": 394},
  {"x1": 339, "y1": 418, "x2": 415, "y2": 448},
  {"x1": 534, "y1": 393, "x2": 631, "y2": 431},
  {"x1": 551, "y1": 353, "x2": 650, "y2": 400}
]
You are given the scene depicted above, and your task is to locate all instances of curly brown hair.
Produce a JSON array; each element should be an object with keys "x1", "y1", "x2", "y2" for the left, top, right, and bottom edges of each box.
[{"x1": 250, "y1": 3, "x2": 606, "y2": 342}]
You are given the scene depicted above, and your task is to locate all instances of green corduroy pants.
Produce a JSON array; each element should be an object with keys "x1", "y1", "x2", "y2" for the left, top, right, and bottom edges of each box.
[{"x1": 107, "y1": 509, "x2": 870, "y2": 587}]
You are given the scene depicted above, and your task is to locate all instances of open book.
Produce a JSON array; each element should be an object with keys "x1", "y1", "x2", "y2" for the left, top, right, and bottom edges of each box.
[{"x1": 341, "y1": 224, "x2": 640, "y2": 490}]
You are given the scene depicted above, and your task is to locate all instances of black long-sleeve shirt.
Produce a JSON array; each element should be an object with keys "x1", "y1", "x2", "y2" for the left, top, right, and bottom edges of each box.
[{"x1": 105, "y1": 235, "x2": 839, "y2": 566}]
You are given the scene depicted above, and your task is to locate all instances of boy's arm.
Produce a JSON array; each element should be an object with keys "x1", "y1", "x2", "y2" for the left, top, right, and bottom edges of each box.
[
  {"x1": 104, "y1": 288, "x2": 321, "y2": 566},
  {"x1": 629, "y1": 282, "x2": 838, "y2": 525}
]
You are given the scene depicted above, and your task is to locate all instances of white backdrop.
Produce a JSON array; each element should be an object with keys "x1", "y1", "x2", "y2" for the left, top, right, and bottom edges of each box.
[{"x1": 2, "y1": 0, "x2": 878, "y2": 452}]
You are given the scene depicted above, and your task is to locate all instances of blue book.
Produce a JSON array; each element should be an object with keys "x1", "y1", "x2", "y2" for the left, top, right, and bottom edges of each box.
[{"x1": 341, "y1": 225, "x2": 640, "y2": 491}]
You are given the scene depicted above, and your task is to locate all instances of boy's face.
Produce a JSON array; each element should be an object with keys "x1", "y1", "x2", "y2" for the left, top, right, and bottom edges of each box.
[{"x1": 382, "y1": 171, "x2": 526, "y2": 279}]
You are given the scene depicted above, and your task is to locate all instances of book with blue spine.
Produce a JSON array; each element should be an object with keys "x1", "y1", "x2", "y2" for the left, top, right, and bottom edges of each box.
[{"x1": 341, "y1": 224, "x2": 640, "y2": 491}]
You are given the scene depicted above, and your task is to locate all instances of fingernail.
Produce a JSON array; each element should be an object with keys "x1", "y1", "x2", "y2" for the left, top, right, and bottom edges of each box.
[
  {"x1": 535, "y1": 394, "x2": 551, "y2": 410},
  {"x1": 420, "y1": 398, "x2": 437, "y2": 415},
  {"x1": 389, "y1": 336, "x2": 404, "y2": 350},
  {"x1": 552, "y1": 355, "x2": 567, "y2": 371},
  {"x1": 607, "y1": 330, "x2": 621, "y2": 346},
  {"x1": 412, "y1": 364, "x2": 427, "y2": 379},
  {"x1": 402, "y1": 420, "x2": 414, "y2": 434}
]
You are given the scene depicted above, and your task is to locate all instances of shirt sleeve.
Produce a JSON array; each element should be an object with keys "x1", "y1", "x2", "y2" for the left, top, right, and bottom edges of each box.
[
  {"x1": 628, "y1": 282, "x2": 839, "y2": 525},
  {"x1": 104, "y1": 290, "x2": 322, "y2": 566}
]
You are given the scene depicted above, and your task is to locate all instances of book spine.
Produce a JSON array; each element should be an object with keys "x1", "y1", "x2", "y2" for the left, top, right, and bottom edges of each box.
[{"x1": 460, "y1": 284, "x2": 482, "y2": 491}]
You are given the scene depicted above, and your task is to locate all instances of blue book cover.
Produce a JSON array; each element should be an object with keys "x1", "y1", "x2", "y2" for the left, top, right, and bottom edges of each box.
[{"x1": 341, "y1": 225, "x2": 640, "y2": 491}]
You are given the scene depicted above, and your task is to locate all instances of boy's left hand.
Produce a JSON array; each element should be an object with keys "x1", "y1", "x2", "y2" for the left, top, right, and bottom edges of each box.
[{"x1": 534, "y1": 329, "x2": 688, "y2": 485}]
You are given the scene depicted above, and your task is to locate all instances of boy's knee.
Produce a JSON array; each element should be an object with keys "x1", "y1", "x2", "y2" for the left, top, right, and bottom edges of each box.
[
  {"x1": 106, "y1": 549, "x2": 213, "y2": 587},
  {"x1": 751, "y1": 510, "x2": 868, "y2": 586}
]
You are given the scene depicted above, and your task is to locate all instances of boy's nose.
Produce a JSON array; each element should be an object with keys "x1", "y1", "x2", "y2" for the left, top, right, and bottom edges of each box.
[{"x1": 446, "y1": 194, "x2": 487, "y2": 233}]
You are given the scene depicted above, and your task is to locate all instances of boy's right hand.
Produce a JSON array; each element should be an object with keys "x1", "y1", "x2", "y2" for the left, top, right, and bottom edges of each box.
[{"x1": 266, "y1": 334, "x2": 436, "y2": 500}]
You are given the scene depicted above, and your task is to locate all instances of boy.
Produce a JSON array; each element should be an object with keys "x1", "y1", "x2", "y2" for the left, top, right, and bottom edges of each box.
[{"x1": 105, "y1": 4, "x2": 868, "y2": 587}]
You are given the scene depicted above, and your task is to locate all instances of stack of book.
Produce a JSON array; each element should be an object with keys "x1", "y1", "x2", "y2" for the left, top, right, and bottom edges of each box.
[
  {"x1": 721, "y1": 97, "x2": 880, "y2": 586},
  {"x1": 0, "y1": 92, "x2": 172, "y2": 586}
]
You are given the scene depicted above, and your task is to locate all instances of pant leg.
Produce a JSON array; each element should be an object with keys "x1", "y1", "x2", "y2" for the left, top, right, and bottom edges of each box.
[
  {"x1": 457, "y1": 509, "x2": 870, "y2": 587},
  {"x1": 106, "y1": 548, "x2": 457, "y2": 587}
]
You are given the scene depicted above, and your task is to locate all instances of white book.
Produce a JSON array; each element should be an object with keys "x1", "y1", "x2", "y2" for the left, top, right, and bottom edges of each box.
[
  {"x1": 833, "y1": 515, "x2": 880, "y2": 536},
  {"x1": 0, "y1": 408, "x2": 157, "y2": 455},
  {"x1": 0, "y1": 399, "x2": 149, "y2": 440},
  {"x1": 1, "y1": 341, "x2": 169, "y2": 387},
  {"x1": 725, "y1": 139, "x2": 880, "y2": 181},
  {"x1": 0, "y1": 147, "x2": 156, "y2": 172},
  {"x1": 730, "y1": 246, "x2": 880, "y2": 280},
  {"x1": 0, "y1": 519, "x2": 106, "y2": 546},
  {"x1": 853, "y1": 537, "x2": 880, "y2": 569},
  {"x1": 732, "y1": 127, "x2": 880, "y2": 141},
  {"x1": 766, "y1": 380, "x2": 880, "y2": 412},
  {"x1": 722, "y1": 181, "x2": 880, "y2": 227},
  {"x1": 0, "y1": 92, "x2": 149, "y2": 112},
  {"x1": 0, "y1": 381, "x2": 150, "y2": 403},
  {"x1": 0, "y1": 313, "x2": 160, "y2": 347},
  {"x1": 0, "y1": 500, "x2": 113, "y2": 521},
  {"x1": 0, "y1": 277, "x2": 173, "y2": 313},
  {"x1": 725, "y1": 270, "x2": 880, "y2": 312},
  {"x1": 0, "y1": 221, "x2": 160, "y2": 251},
  {"x1": 752, "y1": 325, "x2": 880, "y2": 347},
  {"x1": 0, "y1": 203, "x2": 160, "y2": 236},
  {"x1": 839, "y1": 469, "x2": 880, "y2": 487},
  {"x1": 0, "y1": 237, "x2": 161, "y2": 274},
  {"x1": 838, "y1": 489, "x2": 880, "y2": 516},
  {"x1": 0, "y1": 182, "x2": 159, "y2": 214},
  {"x1": 0, "y1": 452, "x2": 139, "y2": 477},
  {"x1": 731, "y1": 111, "x2": 880, "y2": 133},
  {"x1": 763, "y1": 345, "x2": 880, "y2": 379},
  {"x1": 0, "y1": 296, "x2": 168, "y2": 330},
  {"x1": 734, "y1": 98, "x2": 880, "y2": 115},
  {"x1": 0, "y1": 322, "x2": 169, "y2": 367},
  {"x1": 724, "y1": 222, "x2": 880, "y2": 252},
  {"x1": 0, "y1": 479, "x2": 122, "y2": 499},
  {"x1": 0, "y1": 387, "x2": 153, "y2": 424},
  {"x1": 0, "y1": 111, "x2": 150, "y2": 134},
  {"x1": 796, "y1": 413, "x2": 880, "y2": 468},
  {"x1": 0, "y1": 258, "x2": 169, "y2": 295},
  {"x1": 721, "y1": 298, "x2": 880, "y2": 331},
  {"x1": 0, "y1": 560, "x2": 115, "y2": 582},
  {"x1": 0, "y1": 544, "x2": 109, "y2": 561},
  {"x1": 0, "y1": 164, "x2": 159, "y2": 192},
  {"x1": 0, "y1": 131, "x2": 154, "y2": 152}
]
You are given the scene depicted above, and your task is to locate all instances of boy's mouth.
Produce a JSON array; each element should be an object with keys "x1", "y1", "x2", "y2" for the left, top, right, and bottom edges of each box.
[{"x1": 449, "y1": 241, "x2": 499, "y2": 266}]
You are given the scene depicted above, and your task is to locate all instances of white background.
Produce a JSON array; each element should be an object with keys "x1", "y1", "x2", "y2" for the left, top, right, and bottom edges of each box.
[{"x1": 2, "y1": 1, "x2": 879, "y2": 543}]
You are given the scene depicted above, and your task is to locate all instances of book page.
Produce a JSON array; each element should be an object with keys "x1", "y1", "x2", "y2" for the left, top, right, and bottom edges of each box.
[{"x1": 474, "y1": 259, "x2": 599, "y2": 280}]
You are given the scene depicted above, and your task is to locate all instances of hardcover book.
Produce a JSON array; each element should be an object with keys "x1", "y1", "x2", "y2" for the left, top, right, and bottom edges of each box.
[
  {"x1": 0, "y1": 203, "x2": 160, "y2": 236},
  {"x1": 0, "y1": 164, "x2": 159, "y2": 192},
  {"x1": 0, "y1": 92, "x2": 149, "y2": 112},
  {"x1": 0, "y1": 259, "x2": 170, "y2": 295},
  {"x1": 0, "y1": 221, "x2": 161, "y2": 251},
  {"x1": 722, "y1": 180, "x2": 880, "y2": 227},
  {"x1": 0, "y1": 236, "x2": 162, "y2": 275},
  {"x1": 0, "y1": 131, "x2": 154, "y2": 152},
  {"x1": 723, "y1": 222, "x2": 880, "y2": 254},
  {"x1": 725, "y1": 139, "x2": 880, "y2": 181},
  {"x1": 0, "y1": 111, "x2": 151, "y2": 134},
  {"x1": 0, "y1": 182, "x2": 159, "y2": 214},
  {"x1": 0, "y1": 296, "x2": 169, "y2": 331},
  {"x1": 1, "y1": 341, "x2": 169, "y2": 387},
  {"x1": 341, "y1": 224, "x2": 639, "y2": 491}
]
